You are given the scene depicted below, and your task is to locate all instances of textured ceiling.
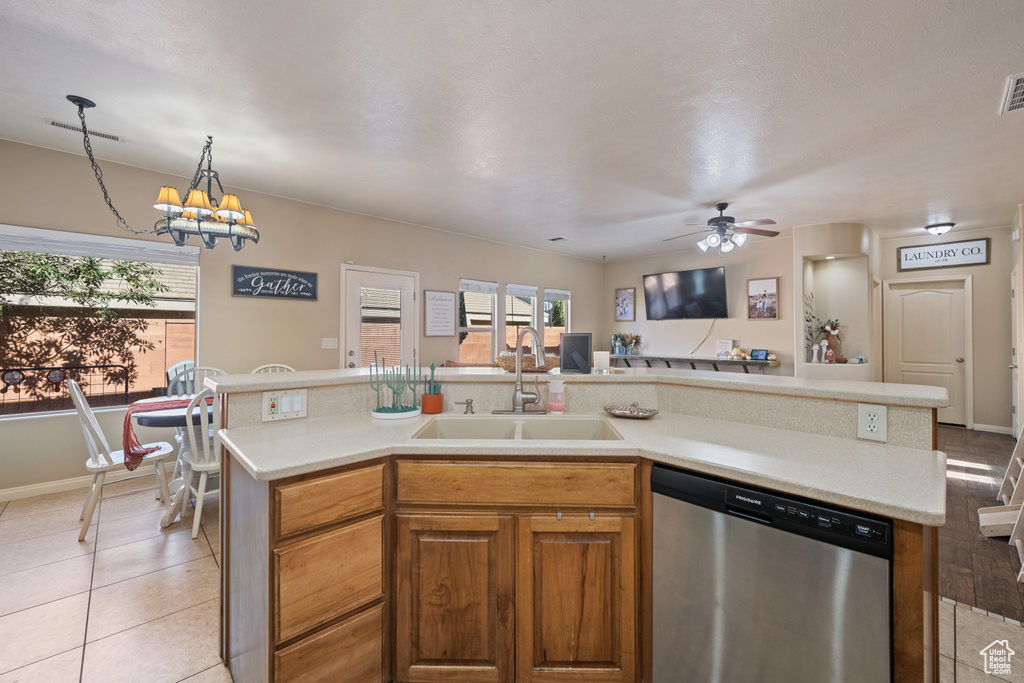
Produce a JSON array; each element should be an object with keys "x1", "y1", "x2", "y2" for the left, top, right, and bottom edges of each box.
[{"x1": 1, "y1": 0, "x2": 1023, "y2": 261}]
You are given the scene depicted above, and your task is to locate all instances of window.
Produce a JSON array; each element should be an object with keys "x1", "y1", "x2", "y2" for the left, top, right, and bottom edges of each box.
[
  {"x1": 542, "y1": 288, "x2": 571, "y2": 355},
  {"x1": 505, "y1": 284, "x2": 538, "y2": 353},
  {"x1": 0, "y1": 225, "x2": 199, "y2": 415},
  {"x1": 458, "y1": 279, "x2": 497, "y2": 363}
]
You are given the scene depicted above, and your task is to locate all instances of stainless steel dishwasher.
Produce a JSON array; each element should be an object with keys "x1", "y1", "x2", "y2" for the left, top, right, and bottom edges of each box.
[{"x1": 651, "y1": 463, "x2": 893, "y2": 683}]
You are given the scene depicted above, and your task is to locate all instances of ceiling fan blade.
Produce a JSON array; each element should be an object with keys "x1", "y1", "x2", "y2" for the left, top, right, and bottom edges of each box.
[
  {"x1": 684, "y1": 222, "x2": 706, "y2": 226},
  {"x1": 733, "y1": 219, "x2": 776, "y2": 228},
  {"x1": 663, "y1": 230, "x2": 709, "y2": 242},
  {"x1": 734, "y1": 227, "x2": 781, "y2": 237}
]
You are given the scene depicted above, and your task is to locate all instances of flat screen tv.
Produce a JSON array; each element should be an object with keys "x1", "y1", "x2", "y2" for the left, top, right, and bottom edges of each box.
[{"x1": 643, "y1": 266, "x2": 728, "y2": 320}]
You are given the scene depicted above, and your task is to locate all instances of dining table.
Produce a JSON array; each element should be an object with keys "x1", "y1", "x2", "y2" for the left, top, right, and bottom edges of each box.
[{"x1": 130, "y1": 395, "x2": 216, "y2": 528}]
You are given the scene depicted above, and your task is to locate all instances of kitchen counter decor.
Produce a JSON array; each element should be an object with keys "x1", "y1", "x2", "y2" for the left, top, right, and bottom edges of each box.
[
  {"x1": 369, "y1": 352, "x2": 423, "y2": 419},
  {"x1": 604, "y1": 402, "x2": 659, "y2": 419}
]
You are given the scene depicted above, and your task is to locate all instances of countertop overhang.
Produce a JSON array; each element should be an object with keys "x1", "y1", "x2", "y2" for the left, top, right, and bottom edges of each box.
[
  {"x1": 207, "y1": 366, "x2": 948, "y2": 409},
  {"x1": 218, "y1": 410, "x2": 946, "y2": 526}
]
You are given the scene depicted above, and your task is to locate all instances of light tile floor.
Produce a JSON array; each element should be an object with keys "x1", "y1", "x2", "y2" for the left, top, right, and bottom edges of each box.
[
  {"x1": 0, "y1": 478, "x2": 232, "y2": 682},
  {"x1": 5, "y1": 480, "x2": 1024, "y2": 682}
]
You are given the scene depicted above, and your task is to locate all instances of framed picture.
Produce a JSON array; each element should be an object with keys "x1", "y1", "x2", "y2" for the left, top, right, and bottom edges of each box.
[
  {"x1": 615, "y1": 288, "x2": 635, "y2": 322},
  {"x1": 423, "y1": 290, "x2": 457, "y2": 337},
  {"x1": 560, "y1": 333, "x2": 592, "y2": 373},
  {"x1": 750, "y1": 349, "x2": 768, "y2": 360},
  {"x1": 747, "y1": 277, "x2": 779, "y2": 321}
]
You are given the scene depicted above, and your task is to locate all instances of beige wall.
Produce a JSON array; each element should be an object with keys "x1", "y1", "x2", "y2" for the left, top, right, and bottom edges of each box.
[
  {"x1": 880, "y1": 226, "x2": 1014, "y2": 430},
  {"x1": 0, "y1": 140, "x2": 603, "y2": 372},
  {"x1": 602, "y1": 234, "x2": 795, "y2": 373},
  {"x1": 0, "y1": 139, "x2": 602, "y2": 493}
]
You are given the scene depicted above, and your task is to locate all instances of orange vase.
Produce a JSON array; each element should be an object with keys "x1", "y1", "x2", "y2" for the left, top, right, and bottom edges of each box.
[{"x1": 421, "y1": 394, "x2": 444, "y2": 414}]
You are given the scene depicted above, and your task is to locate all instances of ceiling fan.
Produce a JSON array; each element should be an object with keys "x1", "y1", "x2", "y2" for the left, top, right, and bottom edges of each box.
[{"x1": 664, "y1": 202, "x2": 779, "y2": 253}]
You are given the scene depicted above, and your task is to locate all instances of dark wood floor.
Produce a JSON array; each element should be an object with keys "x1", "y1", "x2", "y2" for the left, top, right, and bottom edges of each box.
[{"x1": 938, "y1": 425, "x2": 1024, "y2": 619}]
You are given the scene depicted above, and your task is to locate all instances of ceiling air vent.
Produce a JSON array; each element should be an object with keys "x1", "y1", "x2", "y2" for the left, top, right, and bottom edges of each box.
[
  {"x1": 548, "y1": 236, "x2": 571, "y2": 242},
  {"x1": 1001, "y1": 73, "x2": 1024, "y2": 115},
  {"x1": 47, "y1": 119, "x2": 120, "y2": 141}
]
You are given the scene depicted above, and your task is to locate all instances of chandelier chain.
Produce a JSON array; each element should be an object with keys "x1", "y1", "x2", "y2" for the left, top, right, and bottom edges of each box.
[{"x1": 76, "y1": 104, "x2": 153, "y2": 235}]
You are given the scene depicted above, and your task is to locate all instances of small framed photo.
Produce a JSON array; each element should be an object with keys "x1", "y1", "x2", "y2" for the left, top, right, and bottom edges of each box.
[
  {"x1": 615, "y1": 288, "x2": 635, "y2": 322},
  {"x1": 750, "y1": 349, "x2": 768, "y2": 360},
  {"x1": 747, "y1": 277, "x2": 779, "y2": 321}
]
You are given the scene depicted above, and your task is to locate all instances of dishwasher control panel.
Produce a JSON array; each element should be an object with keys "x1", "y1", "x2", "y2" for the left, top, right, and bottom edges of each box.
[{"x1": 725, "y1": 487, "x2": 889, "y2": 545}]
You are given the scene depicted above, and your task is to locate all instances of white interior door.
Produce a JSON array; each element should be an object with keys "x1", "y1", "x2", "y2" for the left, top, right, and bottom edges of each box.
[
  {"x1": 342, "y1": 267, "x2": 418, "y2": 369},
  {"x1": 884, "y1": 279, "x2": 969, "y2": 426},
  {"x1": 1013, "y1": 269, "x2": 1020, "y2": 439}
]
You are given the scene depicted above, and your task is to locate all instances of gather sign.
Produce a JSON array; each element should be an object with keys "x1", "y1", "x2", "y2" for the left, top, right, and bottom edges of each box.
[{"x1": 897, "y1": 238, "x2": 990, "y2": 272}]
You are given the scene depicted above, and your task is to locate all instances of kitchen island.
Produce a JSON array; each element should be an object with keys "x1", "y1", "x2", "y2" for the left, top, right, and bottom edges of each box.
[{"x1": 208, "y1": 368, "x2": 947, "y2": 682}]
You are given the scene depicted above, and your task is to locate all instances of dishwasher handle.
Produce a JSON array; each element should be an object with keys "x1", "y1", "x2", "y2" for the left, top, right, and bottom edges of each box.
[{"x1": 725, "y1": 505, "x2": 771, "y2": 525}]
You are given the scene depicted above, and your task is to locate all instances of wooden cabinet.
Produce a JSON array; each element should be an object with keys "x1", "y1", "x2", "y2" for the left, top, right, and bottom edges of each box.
[
  {"x1": 393, "y1": 460, "x2": 638, "y2": 683},
  {"x1": 227, "y1": 459, "x2": 386, "y2": 683},
  {"x1": 517, "y1": 514, "x2": 636, "y2": 683},
  {"x1": 395, "y1": 513, "x2": 515, "y2": 683}
]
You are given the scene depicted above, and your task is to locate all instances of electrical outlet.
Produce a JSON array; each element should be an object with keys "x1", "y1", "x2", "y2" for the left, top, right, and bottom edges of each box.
[
  {"x1": 857, "y1": 403, "x2": 887, "y2": 442},
  {"x1": 263, "y1": 389, "x2": 308, "y2": 422}
]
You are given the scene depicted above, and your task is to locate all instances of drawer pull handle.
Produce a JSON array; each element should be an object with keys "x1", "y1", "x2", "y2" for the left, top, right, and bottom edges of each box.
[
  {"x1": 590, "y1": 511, "x2": 595, "y2": 521},
  {"x1": 556, "y1": 511, "x2": 562, "y2": 521}
]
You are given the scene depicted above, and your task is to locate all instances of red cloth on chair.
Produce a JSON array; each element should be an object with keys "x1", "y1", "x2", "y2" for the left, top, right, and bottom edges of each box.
[{"x1": 122, "y1": 397, "x2": 213, "y2": 471}]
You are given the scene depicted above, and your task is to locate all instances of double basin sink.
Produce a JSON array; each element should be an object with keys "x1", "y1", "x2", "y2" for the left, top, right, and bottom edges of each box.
[{"x1": 412, "y1": 415, "x2": 623, "y2": 441}]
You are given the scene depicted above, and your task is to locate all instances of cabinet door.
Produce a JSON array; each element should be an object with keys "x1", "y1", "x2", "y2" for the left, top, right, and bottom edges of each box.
[
  {"x1": 395, "y1": 513, "x2": 514, "y2": 683},
  {"x1": 517, "y1": 514, "x2": 636, "y2": 683}
]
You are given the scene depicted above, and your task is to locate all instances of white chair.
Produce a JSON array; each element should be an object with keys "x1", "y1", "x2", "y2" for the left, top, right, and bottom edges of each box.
[
  {"x1": 166, "y1": 359, "x2": 194, "y2": 385},
  {"x1": 69, "y1": 380, "x2": 175, "y2": 542},
  {"x1": 251, "y1": 363, "x2": 296, "y2": 374},
  {"x1": 167, "y1": 365, "x2": 227, "y2": 397},
  {"x1": 180, "y1": 388, "x2": 219, "y2": 539}
]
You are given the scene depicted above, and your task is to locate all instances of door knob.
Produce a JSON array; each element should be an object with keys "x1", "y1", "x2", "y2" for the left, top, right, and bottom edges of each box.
[
  {"x1": 955, "y1": 357, "x2": 964, "y2": 363},
  {"x1": 1012, "y1": 365, "x2": 1019, "y2": 370}
]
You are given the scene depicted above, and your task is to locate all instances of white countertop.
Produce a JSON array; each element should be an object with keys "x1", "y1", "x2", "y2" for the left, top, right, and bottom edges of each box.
[
  {"x1": 208, "y1": 367, "x2": 947, "y2": 408},
  {"x1": 219, "y1": 410, "x2": 946, "y2": 525}
]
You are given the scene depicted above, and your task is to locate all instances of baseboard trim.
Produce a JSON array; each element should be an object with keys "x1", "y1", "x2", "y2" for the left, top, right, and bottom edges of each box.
[
  {"x1": 0, "y1": 470, "x2": 140, "y2": 502},
  {"x1": 974, "y1": 424, "x2": 1014, "y2": 436}
]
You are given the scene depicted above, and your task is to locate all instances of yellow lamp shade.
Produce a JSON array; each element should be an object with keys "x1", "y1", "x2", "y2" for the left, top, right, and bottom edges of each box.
[
  {"x1": 153, "y1": 186, "x2": 183, "y2": 213},
  {"x1": 181, "y1": 209, "x2": 200, "y2": 220},
  {"x1": 215, "y1": 193, "x2": 244, "y2": 220},
  {"x1": 238, "y1": 209, "x2": 256, "y2": 227},
  {"x1": 183, "y1": 189, "x2": 214, "y2": 215}
]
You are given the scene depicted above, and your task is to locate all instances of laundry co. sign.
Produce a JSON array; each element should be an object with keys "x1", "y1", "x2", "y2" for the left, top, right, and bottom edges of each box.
[
  {"x1": 897, "y1": 238, "x2": 990, "y2": 272},
  {"x1": 232, "y1": 265, "x2": 318, "y2": 300}
]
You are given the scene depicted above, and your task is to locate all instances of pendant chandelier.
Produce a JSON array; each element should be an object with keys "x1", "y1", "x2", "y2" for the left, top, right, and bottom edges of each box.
[{"x1": 67, "y1": 95, "x2": 259, "y2": 251}]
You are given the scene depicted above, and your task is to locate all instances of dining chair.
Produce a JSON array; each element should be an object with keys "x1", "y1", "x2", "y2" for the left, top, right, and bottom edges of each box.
[
  {"x1": 180, "y1": 388, "x2": 219, "y2": 539},
  {"x1": 166, "y1": 366, "x2": 226, "y2": 482},
  {"x1": 166, "y1": 359, "x2": 194, "y2": 385},
  {"x1": 250, "y1": 363, "x2": 296, "y2": 374},
  {"x1": 167, "y1": 365, "x2": 227, "y2": 397},
  {"x1": 68, "y1": 380, "x2": 175, "y2": 542}
]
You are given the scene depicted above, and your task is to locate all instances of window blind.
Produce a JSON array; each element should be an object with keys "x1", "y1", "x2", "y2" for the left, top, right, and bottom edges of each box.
[
  {"x1": 0, "y1": 224, "x2": 201, "y2": 266},
  {"x1": 459, "y1": 278, "x2": 498, "y2": 295},
  {"x1": 506, "y1": 283, "x2": 538, "y2": 298},
  {"x1": 543, "y1": 288, "x2": 571, "y2": 301}
]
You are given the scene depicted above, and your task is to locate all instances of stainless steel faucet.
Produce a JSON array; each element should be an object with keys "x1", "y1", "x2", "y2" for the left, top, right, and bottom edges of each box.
[{"x1": 493, "y1": 326, "x2": 547, "y2": 414}]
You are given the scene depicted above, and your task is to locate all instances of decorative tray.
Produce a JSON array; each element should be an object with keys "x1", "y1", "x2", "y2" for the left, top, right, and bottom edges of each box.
[{"x1": 603, "y1": 402, "x2": 659, "y2": 419}]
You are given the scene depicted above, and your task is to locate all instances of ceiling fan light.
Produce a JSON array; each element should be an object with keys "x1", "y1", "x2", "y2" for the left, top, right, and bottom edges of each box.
[
  {"x1": 720, "y1": 239, "x2": 735, "y2": 253},
  {"x1": 706, "y1": 233, "x2": 721, "y2": 247},
  {"x1": 925, "y1": 223, "x2": 954, "y2": 235},
  {"x1": 731, "y1": 232, "x2": 747, "y2": 246},
  {"x1": 696, "y1": 238, "x2": 710, "y2": 252}
]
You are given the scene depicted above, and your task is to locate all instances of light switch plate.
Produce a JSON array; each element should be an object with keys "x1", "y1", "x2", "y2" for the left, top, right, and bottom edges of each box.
[
  {"x1": 262, "y1": 389, "x2": 308, "y2": 422},
  {"x1": 322, "y1": 338, "x2": 338, "y2": 350}
]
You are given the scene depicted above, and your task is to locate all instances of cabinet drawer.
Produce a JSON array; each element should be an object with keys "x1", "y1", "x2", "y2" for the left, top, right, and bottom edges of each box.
[
  {"x1": 275, "y1": 464, "x2": 384, "y2": 538},
  {"x1": 274, "y1": 604, "x2": 383, "y2": 683},
  {"x1": 396, "y1": 461, "x2": 636, "y2": 508},
  {"x1": 275, "y1": 515, "x2": 383, "y2": 643}
]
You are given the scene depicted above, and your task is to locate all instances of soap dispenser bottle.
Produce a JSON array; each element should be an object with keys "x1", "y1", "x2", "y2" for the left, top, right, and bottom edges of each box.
[{"x1": 548, "y1": 380, "x2": 565, "y2": 413}]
